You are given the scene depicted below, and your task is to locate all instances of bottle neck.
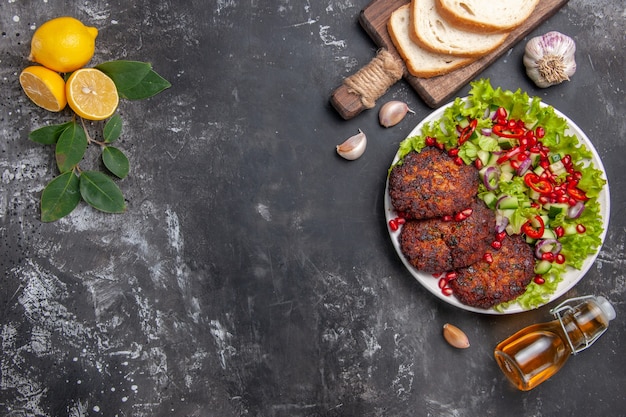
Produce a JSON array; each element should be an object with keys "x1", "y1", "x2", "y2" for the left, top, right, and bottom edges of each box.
[{"x1": 556, "y1": 300, "x2": 610, "y2": 354}]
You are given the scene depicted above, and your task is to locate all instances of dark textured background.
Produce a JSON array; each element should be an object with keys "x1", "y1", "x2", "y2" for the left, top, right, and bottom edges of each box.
[{"x1": 1, "y1": 1, "x2": 624, "y2": 416}]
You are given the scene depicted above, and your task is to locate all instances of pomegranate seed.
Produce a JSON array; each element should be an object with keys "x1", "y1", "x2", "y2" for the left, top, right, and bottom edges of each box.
[
  {"x1": 439, "y1": 277, "x2": 448, "y2": 289},
  {"x1": 562, "y1": 154, "x2": 572, "y2": 166},
  {"x1": 496, "y1": 231, "x2": 507, "y2": 241},
  {"x1": 577, "y1": 224, "x2": 586, "y2": 234},
  {"x1": 445, "y1": 271, "x2": 457, "y2": 280},
  {"x1": 396, "y1": 217, "x2": 406, "y2": 225},
  {"x1": 436, "y1": 142, "x2": 445, "y2": 150},
  {"x1": 474, "y1": 159, "x2": 483, "y2": 169},
  {"x1": 454, "y1": 212, "x2": 467, "y2": 221},
  {"x1": 534, "y1": 275, "x2": 546, "y2": 285},
  {"x1": 442, "y1": 287, "x2": 454, "y2": 296},
  {"x1": 389, "y1": 219, "x2": 398, "y2": 231},
  {"x1": 491, "y1": 241, "x2": 502, "y2": 250},
  {"x1": 555, "y1": 226, "x2": 565, "y2": 238},
  {"x1": 442, "y1": 215, "x2": 453, "y2": 222},
  {"x1": 425, "y1": 136, "x2": 436, "y2": 146},
  {"x1": 535, "y1": 126, "x2": 545, "y2": 138},
  {"x1": 483, "y1": 253, "x2": 493, "y2": 264},
  {"x1": 454, "y1": 157, "x2": 464, "y2": 165},
  {"x1": 541, "y1": 252, "x2": 555, "y2": 262},
  {"x1": 448, "y1": 148, "x2": 459, "y2": 157},
  {"x1": 556, "y1": 253, "x2": 566, "y2": 264}
]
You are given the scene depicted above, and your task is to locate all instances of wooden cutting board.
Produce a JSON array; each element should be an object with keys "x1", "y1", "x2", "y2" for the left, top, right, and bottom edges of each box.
[{"x1": 331, "y1": 0, "x2": 569, "y2": 118}]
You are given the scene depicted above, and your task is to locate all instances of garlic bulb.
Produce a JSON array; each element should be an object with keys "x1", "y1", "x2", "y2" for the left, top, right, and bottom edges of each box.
[
  {"x1": 336, "y1": 129, "x2": 367, "y2": 160},
  {"x1": 379, "y1": 100, "x2": 414, "y2": 128},
  {"x1": 524, "y1": 31, "x2": 576, "y2": 88}
]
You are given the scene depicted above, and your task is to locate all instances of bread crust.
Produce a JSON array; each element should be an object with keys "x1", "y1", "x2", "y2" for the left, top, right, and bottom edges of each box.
[
  {"x1": 387, "y1": 5, "x2": 474, "y2": 78},
  {"x1": 435, "y1": 0, "x2": 539, "y2": 33},
  {"x1": 409, "y1": 0, "x2": 509, "y2": 57}
]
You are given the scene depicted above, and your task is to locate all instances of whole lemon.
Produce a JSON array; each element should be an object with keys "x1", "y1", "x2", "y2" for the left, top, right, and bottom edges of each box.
[{"x1": 29, "y1": 17, "x2": 98, "y2": 73}]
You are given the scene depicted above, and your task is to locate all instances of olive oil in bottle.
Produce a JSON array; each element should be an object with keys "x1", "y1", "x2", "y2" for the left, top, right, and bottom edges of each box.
[{"x1": 494, "y1": 295, "x2": 615, "y2": 391}]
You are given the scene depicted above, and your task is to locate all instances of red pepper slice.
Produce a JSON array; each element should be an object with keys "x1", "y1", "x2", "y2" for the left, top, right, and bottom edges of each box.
[
  {"x1": 521, "y1": 215, "x2": 545, "y2": 239},
  {"x1": 496, "y1": 146, "x2": 521, "y2": 164},
  {"x1": 524, "y1": 172, "x2": 553, "y2": 195},
  {"x1": 566, "y1": 185, "x2": 588, "y2": 201},
  {"x1": 458, "y1": 119, "x2": 478, "y2": 144},
  {"x1": 493, "y1": 124, "x2": 526, "y2": 139}
]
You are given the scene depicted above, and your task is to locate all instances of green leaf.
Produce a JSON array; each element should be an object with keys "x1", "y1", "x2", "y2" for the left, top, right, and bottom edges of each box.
[
  {"x1": 117, "y1": 69, "x2": 171, "y2": 100},
  {"x1": 56, "y1": 122, "x2": 88, "y2": 173},
  {"x1": 96, "y1": 60, "x2": 171, "y2": 100},
  {"x1": 103, "y1": 114, "x2": 123, "y2": 143},
  {"x1": 40, "y1": 171, "x2": 81, "y2": 222},
  {"x1": 79, "y1": 171, "x2": 126, "y2": 213},
  {"x1": 102, "y1": 146, "x2": 130, "y2": 179},
  {"x1": 96, "y1": 60, "x2": 152, "y2": 91},
  {"x1": 29, "y1": 122, "x2": 73, "y2": 145}
]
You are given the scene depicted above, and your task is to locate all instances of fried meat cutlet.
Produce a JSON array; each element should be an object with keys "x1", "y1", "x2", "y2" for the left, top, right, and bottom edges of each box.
[
  {"x1": 449, "y1": 234, "x2": 535, "y2": 309},
  {"x1": 399, "y1": 198, "x2": 495, "y2": 272},
  {"x1": 389, "y1": 148, "x2": 479, "y2": 220}
]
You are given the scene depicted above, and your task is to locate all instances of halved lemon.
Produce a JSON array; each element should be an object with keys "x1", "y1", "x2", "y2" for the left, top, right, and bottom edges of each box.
[
  {"x1": 66, "y1": 68, "x2": 119, "y2": 120},
  {"x1": 19, "y1": 65, "x2": 67, "y2": 112}
]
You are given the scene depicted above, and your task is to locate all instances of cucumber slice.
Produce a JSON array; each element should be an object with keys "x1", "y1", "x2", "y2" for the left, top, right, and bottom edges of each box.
[
  {"x1": 497, "y1": 195, "x2": 519, "y2": 210},
  {"x1": 547, "y1": 203, "x2": 569, "y2": 218},
  {"x1": 534, "y1": 260, "x2": 552, "y2": 275}
]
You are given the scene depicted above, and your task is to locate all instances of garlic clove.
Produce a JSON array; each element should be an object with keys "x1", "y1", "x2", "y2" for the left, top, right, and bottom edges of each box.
[
  {"x1": 442, "y1": 323, "x2": 470, "y2": 349},
  {"x1": 379, "y1": 100, "x2": 414, "y2": 128},
  {"x1": 523, "y1": 31, "x2": 576, "y2": 88},
  {"x1": 336, "y1": 129, "x2": 367, "y2": 160}
]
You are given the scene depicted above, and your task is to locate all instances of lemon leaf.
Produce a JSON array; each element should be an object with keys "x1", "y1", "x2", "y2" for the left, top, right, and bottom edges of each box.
[
  {"x1": 116, "y1": 69, "x2": 171, "y2": 100},
  {"x1": 41, "y1": 171, "x2": 81, "y2": 222},
  {"x1": 95, "y1": 60, "x2": 152, "y2": 91},
  {"x1": 96, "y1": 60, "x2": 171, "y2": 100},
  {"x1": 102, "y1": 146, "x2": 130, "y2": 179},
  {"x1": 103, "y1": 114, "x2": 123, "y2": 143},
  {"x1": 79, "y1": 171, "x2": 126, "y2": 213},
  {"x1": 56, "y1": 121, "x2": 88, "y2": 173},
  {"x1": 29, "y1": 121, "x2": 73, "y2": 145}
]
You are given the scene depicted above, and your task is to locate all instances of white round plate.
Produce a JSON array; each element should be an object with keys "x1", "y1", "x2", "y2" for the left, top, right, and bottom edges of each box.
[{"x1": 384, "y1": 99, "x2": 610, "y2": 314}]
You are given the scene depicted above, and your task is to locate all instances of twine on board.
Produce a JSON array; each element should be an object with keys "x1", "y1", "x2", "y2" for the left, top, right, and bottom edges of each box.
[{"x1": 343, "y1": 49, "x2": 404, "y2": 109}]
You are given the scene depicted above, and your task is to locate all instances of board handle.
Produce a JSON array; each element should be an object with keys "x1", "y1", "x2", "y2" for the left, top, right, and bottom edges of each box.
[{"x1": 330, "y1": 49, "x2": 404, "y2": 120}]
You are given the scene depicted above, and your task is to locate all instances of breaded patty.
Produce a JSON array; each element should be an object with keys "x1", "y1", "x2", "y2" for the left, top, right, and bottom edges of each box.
[
  {"x1": 389, "y1": 148, "x2": 479, "y2": 219},
  {"x1": 399, "y1": 198, "x2": 495, "y2": 272},
  {"x1": 449, "y1": 234, "x2": 535, "y2": 309}
]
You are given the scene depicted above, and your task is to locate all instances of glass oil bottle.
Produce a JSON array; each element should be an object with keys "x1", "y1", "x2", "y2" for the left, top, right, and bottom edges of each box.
[{"x1": 494, "y1": 295, "x2": 616, "y2": 391}]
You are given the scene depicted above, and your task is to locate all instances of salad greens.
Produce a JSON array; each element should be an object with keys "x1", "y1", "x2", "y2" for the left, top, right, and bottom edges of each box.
[{"x1": 394, "y1": 79, "x2": 606, "y2": 311}]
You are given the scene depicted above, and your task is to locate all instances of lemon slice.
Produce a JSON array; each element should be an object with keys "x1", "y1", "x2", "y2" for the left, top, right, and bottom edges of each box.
[
  {"x1": 66, "y1": 68, "x2": 119, "y2": 120},
  {"x1": 19, "y1": 66, "x2": 67, "y2": 112}
]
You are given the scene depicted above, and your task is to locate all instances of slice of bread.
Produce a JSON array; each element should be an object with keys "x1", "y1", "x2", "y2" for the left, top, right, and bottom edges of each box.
[
  {"x1": 435, "y1": 0, "x2": 539, "y2": 32},
  {"x1": 388, "y1": 4, "x2": 474, "y2": 78},
  {"x1": 410, "y1": 0, "x2": 509, "y2": 57}
]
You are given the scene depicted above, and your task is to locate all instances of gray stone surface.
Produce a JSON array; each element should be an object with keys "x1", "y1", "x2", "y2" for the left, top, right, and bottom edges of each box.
[{"x1": 1, "y1": 1, "x2": 624, "y2": 416}]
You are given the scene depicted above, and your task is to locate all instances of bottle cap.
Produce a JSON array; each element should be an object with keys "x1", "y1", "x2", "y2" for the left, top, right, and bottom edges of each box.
[{"x1": 595, "y1": 296, "x2": 616, "y2": 321}]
